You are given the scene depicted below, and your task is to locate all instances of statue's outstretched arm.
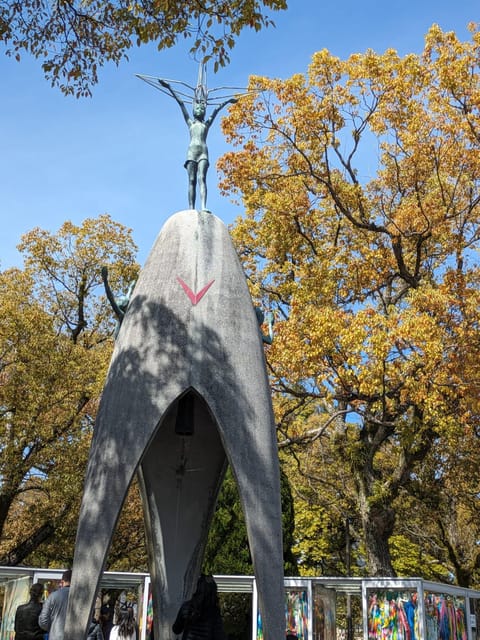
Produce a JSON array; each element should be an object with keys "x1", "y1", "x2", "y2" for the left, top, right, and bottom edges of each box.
[
  {"x1": 206, "y1": 97, "x2": 238, "y2": 127},
  {"x1": 265, "y1": 311, "x2": 275, "y2": 344},
  {"x1": 159, "y1": 79, "x2": 191, "y2": 124},
  {"x1": 101, "y1": 267, "x2": 124, "y2": 322},
  {"x1": 254, "y1": 307, "x2": 275, "y2": 345}
]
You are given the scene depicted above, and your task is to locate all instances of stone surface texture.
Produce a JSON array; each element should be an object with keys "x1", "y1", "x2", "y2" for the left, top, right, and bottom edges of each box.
[{"x1": 64, "y1": 210, "x2": 285, "y2": 640}]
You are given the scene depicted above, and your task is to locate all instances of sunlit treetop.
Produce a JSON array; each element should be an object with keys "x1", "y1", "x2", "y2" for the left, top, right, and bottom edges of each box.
[{"x1": 218, "y1": 24, "x2": 480, "y2": 576}]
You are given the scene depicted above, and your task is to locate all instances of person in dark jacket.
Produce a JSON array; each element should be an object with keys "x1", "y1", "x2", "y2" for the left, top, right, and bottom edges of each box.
[
  {"x1": 172, "y1": 575, "x2": 226, "y2": 640},
  {"x1": 99, "y1": 604, "x2": 114, "y2": 640},
  {"x1": 87, "y1": 617, "x2": 104, "y2": 640},
  {"x1": 14, "y1": 582, "x2": 45, "y2": 640}
]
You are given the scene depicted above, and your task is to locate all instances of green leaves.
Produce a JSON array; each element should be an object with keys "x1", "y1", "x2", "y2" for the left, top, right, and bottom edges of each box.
[
  {"x1": 0, "y1": 0, "x2": 287, "y2": 96},
  {"x1": 203, "y1": 466, "x2": 297, "y2": 575}
]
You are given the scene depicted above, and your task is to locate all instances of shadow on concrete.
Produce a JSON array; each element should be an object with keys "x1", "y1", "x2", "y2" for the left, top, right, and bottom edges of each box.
[{"x1": 66, "y1": 286, "x2": 283, "y2": 640}]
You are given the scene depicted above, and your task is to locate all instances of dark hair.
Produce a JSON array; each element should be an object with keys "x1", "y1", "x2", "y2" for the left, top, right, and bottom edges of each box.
[
  {"x1": 117, "y1": 607, "x2": 135, "y2": 638},
  {"x1": 62, "y1": 570, "x2": 72, "y2": 583},
  {"x1": 187, "y1": 575, "x2": 220, "y2": 623},
  {"x1": 30, "y1": 583, "x2": 44, "y2": 601},
  {"x1": 100, "y1": 604, "x2": 113, "y2": 618}
]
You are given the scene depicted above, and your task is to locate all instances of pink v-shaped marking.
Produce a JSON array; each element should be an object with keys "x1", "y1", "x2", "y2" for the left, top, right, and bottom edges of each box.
[{"x1": 177, "y1": 277, "x2": 215, "y2": 305}]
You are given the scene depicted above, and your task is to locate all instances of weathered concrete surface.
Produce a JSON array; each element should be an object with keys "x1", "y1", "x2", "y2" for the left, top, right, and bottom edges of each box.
[{"x1": 64, "y1": 210, "x2": 284, "y2": 640}]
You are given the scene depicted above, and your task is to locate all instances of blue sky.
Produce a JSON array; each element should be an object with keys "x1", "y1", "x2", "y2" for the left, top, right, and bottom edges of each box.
[{"x1": 1, "y1": 0, "x2": 478, "y2": 269}]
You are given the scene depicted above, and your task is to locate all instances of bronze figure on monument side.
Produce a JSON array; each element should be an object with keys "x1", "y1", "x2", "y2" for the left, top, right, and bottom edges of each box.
[{"x1": 101, "y1": 266, "x2": 136, "y2": 338}]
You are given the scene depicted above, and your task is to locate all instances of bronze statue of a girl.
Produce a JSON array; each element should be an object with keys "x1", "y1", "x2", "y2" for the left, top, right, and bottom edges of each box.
[{"x1": 138, "y1": 65, "x2": 241, "y2": 211}]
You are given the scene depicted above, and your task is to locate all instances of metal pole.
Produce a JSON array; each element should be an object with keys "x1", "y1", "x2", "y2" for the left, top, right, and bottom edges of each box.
[{"x1": 346, "y1": 517, "x2": 354, "y2": 640}]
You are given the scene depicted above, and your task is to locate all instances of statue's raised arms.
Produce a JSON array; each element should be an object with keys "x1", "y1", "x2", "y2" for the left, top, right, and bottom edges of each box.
[{"x1": 137, "y1": 64, "x2": 245, "y2": 211}]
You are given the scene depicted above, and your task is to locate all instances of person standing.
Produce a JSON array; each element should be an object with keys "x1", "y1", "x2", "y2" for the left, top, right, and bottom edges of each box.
[
  {"x1": 39, "y1": 570, "x2": 72, "y2": 640},
  {"x1": 87, "y1": 616, "x2": 104, "y2": 640},
  {"x1": 109, "y1": 607, "x2": 137, "y2": 640},
  {"x1": 99, "y1": 604, "x2": 115, "y2": 640},
  {"x1": 14, "y1": 582, "x2": 45, "y2": 640},
  {"x1": 172, "y1": 574, "x2": 226, "y2": 640}
]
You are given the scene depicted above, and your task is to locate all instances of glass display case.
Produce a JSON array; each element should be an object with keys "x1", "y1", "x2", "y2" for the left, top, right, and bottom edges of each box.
[
  {"x1": 255, "y1": 579, "x2": 337, "y2": 640},
  {"x1": 362, "y1": 579, "x2": 478, "y2": 640},
  {"x1": 313, "y1": 583, "x2": 336, "y2": 640},
  {"x1": 2, "y1": 567, "x2": 480, "y2": 640}
]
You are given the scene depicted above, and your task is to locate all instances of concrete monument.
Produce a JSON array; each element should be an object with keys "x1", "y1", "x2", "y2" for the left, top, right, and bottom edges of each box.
[{"x1": 64, "y1": 68, "x2": 285, "y2": 640}]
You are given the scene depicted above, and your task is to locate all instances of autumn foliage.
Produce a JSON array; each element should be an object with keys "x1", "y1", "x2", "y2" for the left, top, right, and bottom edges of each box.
[
  {"x1": 0, "y1": 0, "x2": 286, "y2": 96},
  {"x1": 219, "y1": 24, "x2": 480, "y2": 581},
  {"x1": 0, "y1": 215, "x2": 141, "y2": 567}
]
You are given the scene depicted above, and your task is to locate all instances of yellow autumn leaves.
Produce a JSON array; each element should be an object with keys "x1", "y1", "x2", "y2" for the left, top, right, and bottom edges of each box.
[{"x1": 219, "y1": 24, "x2": 480, "y2": 577}]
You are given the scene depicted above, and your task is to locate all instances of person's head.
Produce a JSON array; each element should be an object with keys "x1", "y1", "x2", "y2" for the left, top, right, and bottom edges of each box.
[
  {"x1": 193, "y1": 99, "x2": 206, "y2": 120},
  {"x1": 100, "y1": 604, "x2": 113, "y2": 622},
  {"x1": 61, "y1": 569, "x2": 72, "y2": 586},
  {"x1": 117, "y1": 606, "x2": 135, "y2": 638},
  {"x1": 30, "y1": 583, "x2": 44, "y2": 602},
  {"x1": 191, "y1": 574, "x2": 219, "y2": 613}
]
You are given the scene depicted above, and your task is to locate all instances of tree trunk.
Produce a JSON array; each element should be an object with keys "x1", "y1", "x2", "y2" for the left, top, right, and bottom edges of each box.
[
  {"x1": 361, "y1": 501, "x2": 396, "y2": 576},
  {"x1": 354, "y1": 425, "x2": 397, "y2": 577},
  {"x1": 0, "y1": 491, "x2": 16, "y2": 540}
]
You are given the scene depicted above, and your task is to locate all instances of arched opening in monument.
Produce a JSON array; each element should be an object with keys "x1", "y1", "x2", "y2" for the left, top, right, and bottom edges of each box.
[{"x1": 137, "y1": 386, "x2": 229, "y2": 628}]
